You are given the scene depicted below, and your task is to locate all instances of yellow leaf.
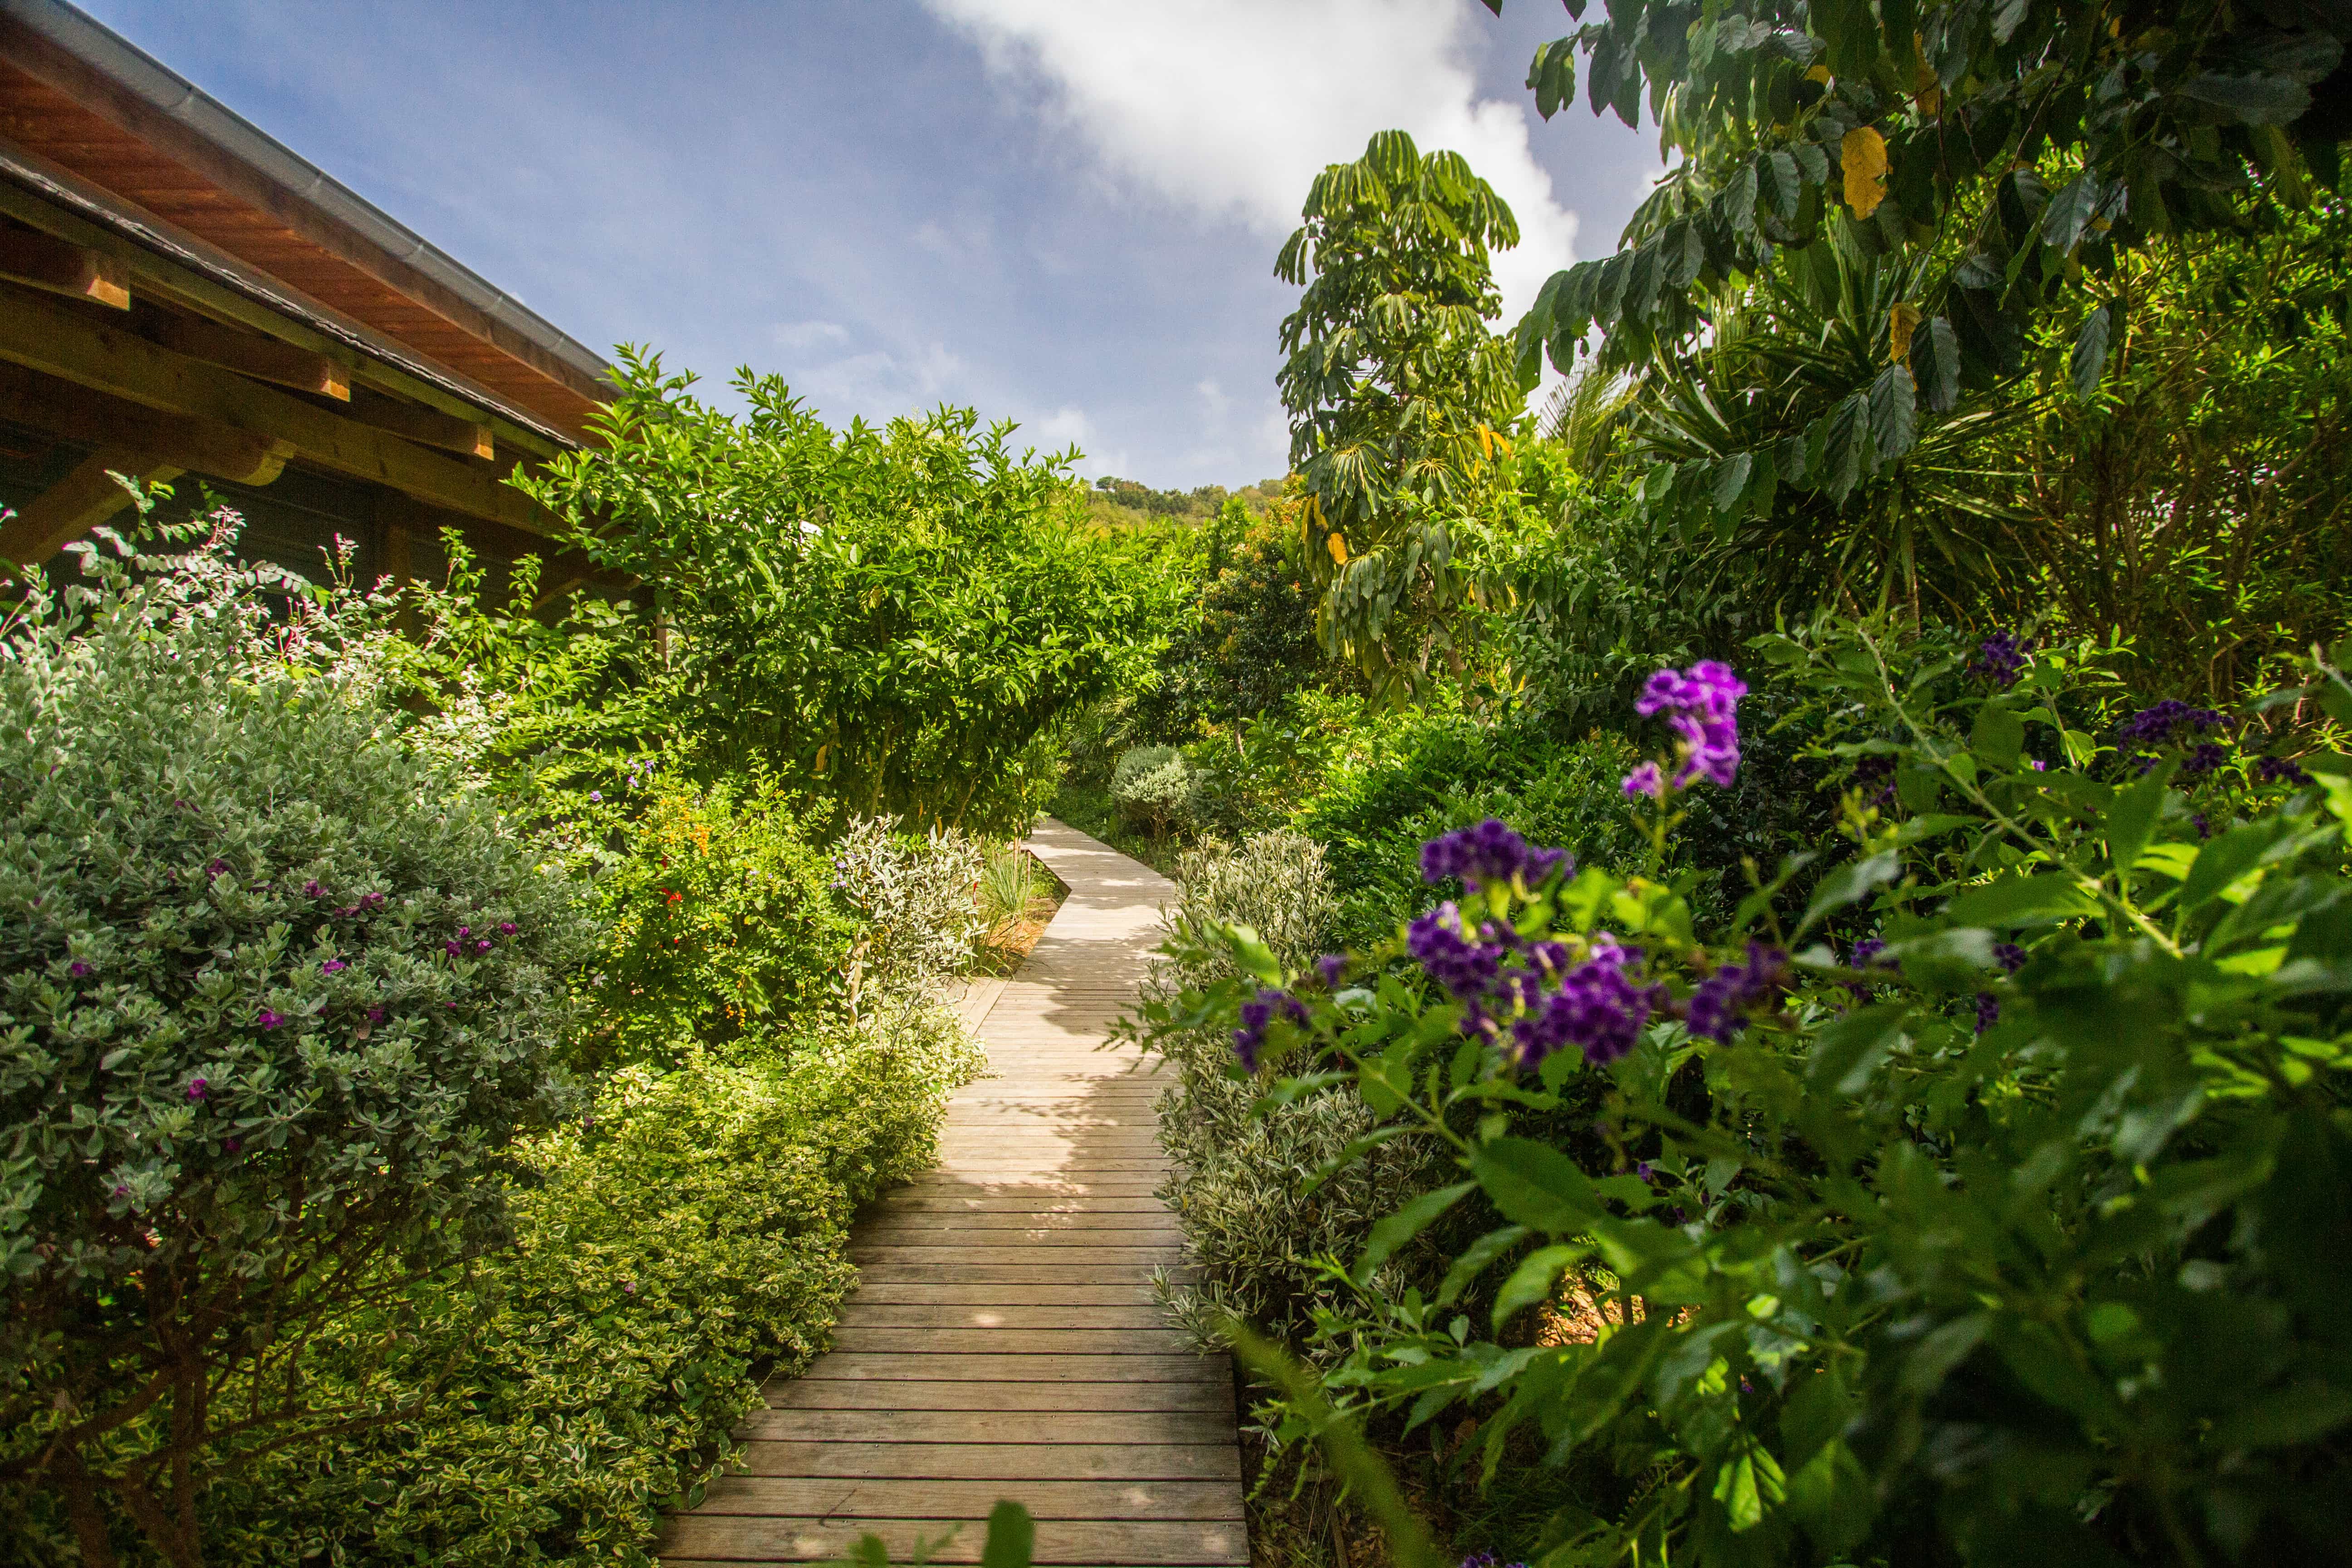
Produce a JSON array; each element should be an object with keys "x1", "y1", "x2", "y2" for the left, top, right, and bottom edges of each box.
[
  {"x1": 813, "y1": 744, "x2": 829, "y2": 774},
  {"x1": 1912, "y1": 38, "x2": 1942, "y2": 115},
  {"x1": 1805, "y1": 64, "x2": 1831, "y2": 84},
  {"x1": 1842, "y1": 126, "x2": 1889, "y2": 219},
  {"x1": 1890, "y1": 302, "x2": 1924, "y2": 367},
  {"x1": 1327, "y1": 530, "x2": 1349, "y2": 565}
]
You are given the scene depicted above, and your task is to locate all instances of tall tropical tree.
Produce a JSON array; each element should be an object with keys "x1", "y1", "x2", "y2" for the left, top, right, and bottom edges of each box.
[
  {"x1": 1490, "y1": 0, "x2": 2352, "y2": 622},
  {"x1": 1276, "y1": 130, "x2": 1529, "y2": 688}
]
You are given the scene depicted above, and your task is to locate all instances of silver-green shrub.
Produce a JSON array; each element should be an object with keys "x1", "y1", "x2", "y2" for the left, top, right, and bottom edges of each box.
[
  {"x1": 0, "y1": 529, "x2": 595, "y2": 1562},
  {"x1": 1110, "y1": 743, "x2": 1198, "y2": 836},
  {"x1": 1142, "y1": 832, "x2": 1442, "y2": 1351},
  {"x1": 831, "y1": 816, "x2": 985, "y2": 1008}
]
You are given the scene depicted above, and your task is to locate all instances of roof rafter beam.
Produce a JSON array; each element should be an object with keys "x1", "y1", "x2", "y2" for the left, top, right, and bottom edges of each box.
[
  {"x1": 0, "y1": 280, "x2": 557, "y2": 534},
  {"x1": 0, "y1": 218, "x2": 126, "y2": 307}
]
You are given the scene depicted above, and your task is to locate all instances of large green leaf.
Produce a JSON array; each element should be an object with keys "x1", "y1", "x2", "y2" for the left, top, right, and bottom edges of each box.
[{"x1": 1469, "y1": 1137, "x2": 1602, "y2": 1235}]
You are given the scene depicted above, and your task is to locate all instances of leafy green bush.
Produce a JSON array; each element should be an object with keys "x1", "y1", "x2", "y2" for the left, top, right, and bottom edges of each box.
[
  {"x1": 1294, "y1": 712, "x2": 1647, "y2": 946},
  {"x1": 0, "y1": 533, "x2": 594, "y2": 1567},
  {"x1": 581, "y1": 771, "x2": 854, "y2": 1069},
  {"x1": 202, "y1": 1000, "x2": 983, "y2": 1567},
  {"x1": 1151, "y1": 622, "x2": 2352, "y2": 1566},
  {"x1": 518, "y1": 351, "x2": 1186, "y2": 833},
  {"x1": 1111, "y1": 745, "x2": 1200, "y2": 838}
]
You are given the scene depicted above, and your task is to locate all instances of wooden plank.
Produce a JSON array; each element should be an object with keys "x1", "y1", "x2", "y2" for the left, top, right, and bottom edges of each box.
[
  {"x1": 151, "y1": 310, "x2": 350, "y2": 400},
  {"x1": 0, "y1": 284, "x2": 552, "y2": 533},
  {"x1": 856, "y1": 1228, "x2": 1183, "y2": 1250},
  {"x1": 828, "y1": 1328, "x2": 1196, "y2": 1355},
  {"x1": 685, "y1": 1477, "x2": 1243, "y2": 1521},
  {"x1": 853, "y1": 1264, "x2": 1194, "y2": 1287},
  {"x1": 0, "y1": 223, "x2": 129, "y2": 308},
  {"x1": 0, "y1": 360, "x2": 294, "y2": 500},
  {"x1": 767, "y1": 1379, "x2": 1231, "y2": 1414},
  {"x1": 728, "y1": 1442, "x2": 1241, "y2": 1482},
  {"x1": 841, "y1": 1283, "x2": 1166, "y2": 1307},
  {"x1": 931, "y1": 1152, "x2": 1171, "y2": 1166},
  {"x1": 836, "y1": 1304, "x2": 1176, "y2": 1330},
  {"x1": 0, "y1": 177, "x2": 570, "y2": 461},
  {"x1": 659, "y1": 1515, "x2": 1247, "y2": 1565},
  {"x1": 850, "y1": 1247, "x2": 1185, "y2": 1268},
  {"x1": 873, "y1": 1194, "x2": 1171, "y2": 1214},
  {"x1": 0, "y1": 448, "x2": 176, "y2": 567},
  {"x1": 801, "y1": 1354, "x2": 1221, "y2": 1384},
  {"x1": 662, "y1": 1516, "x2": 1241, "y2": 1566},
  {"x1": 737, "y1": 1408, "x2": 1230, "y2": 1444},
  {"x1": 860, "y1": 1210, "x2": 1181, "y2": 1232}
]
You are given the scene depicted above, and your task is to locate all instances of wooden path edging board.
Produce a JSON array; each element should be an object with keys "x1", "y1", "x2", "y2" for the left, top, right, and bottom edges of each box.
[{"x1": 658, "y1": 819, "x2": 1245, "y2": 1568}]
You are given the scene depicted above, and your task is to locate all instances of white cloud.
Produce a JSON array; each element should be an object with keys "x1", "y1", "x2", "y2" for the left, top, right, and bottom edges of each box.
[
  {"x1": 794, "y1": 339, "x2": 971, "y2": 414},
  {"x1": 773, "y1": 318, "x2": 852, "y2": 353},
  {"x1": 922, "y1": 0, "x2": 1581, "y2": 318},
  {"x1": 1027, "y1": 404, "x2": 1096, "y2": 454},
  {"x1": 1196, "y1": 377, "x2": 1230, "y2": 426}
]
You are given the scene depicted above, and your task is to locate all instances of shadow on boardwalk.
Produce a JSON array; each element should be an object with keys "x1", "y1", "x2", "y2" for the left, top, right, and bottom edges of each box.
[{"x1": 657, "y1": 819, "x2": 1246, "y2": 1568}]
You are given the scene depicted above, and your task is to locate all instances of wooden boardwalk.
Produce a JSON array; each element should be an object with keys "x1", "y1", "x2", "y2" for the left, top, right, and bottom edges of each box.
[{"x1": 659, "y1": 819, "x2": 1246, "y2": 1567}]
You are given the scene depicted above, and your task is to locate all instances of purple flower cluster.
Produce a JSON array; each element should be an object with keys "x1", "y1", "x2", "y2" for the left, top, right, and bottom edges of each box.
[
  {"x1": 1510, "y1": 938, "x2": 1654, "y2": 1067},
  {"x1": 1631, "y1": 661, "x2": 1748, "y2": 791},
  {"x1": 1849, "y1": 755, "x2": 1898, "y2": 808},
  {"x1": 1686, "y1": 942, "x2": 1789, "y2": 1042},
  {"x1": 2119, "y1": 700, "x2": 2226, "y2": 748},
  {"x1": 1231, "y1": 986, "x2": 1308, "y2": 1073},
  {"x1": 1621, "y1": 761, "x2": 1663, "y2": 800},
  {"x1": 1994, "y1": 942, "x2": 2026, "y2": 974},
  {"x1": 328, "y1": 892, "x2": 388, "y2": 917},
  {"x1": 1971, "y1": 631, "x2": 2034, "y2": 688},
  {"x1": 2258, "y1": 756, "x2": 2312, "y2": 786},
  {"x1": 1407, "y1": 900, "x2": 1657, "y2": 1070},
  {"x1": 1420, "y1": 818, "x2": 1570, "y2": 891},
  {"x1": 1407, "y1": 903, "x2": 1504, "y2": 1000},
  {"x1": 1974, "y1": 992, "x2": 2000, "y2": 1034},
  {"x1": 2181, "y1": 742, "x2": 2229, "y2": 779}
]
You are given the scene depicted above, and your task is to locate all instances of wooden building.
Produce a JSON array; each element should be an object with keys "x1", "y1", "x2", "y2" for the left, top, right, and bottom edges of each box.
[{"x1": 0, "y1": 0, "x2": 613, "y2": 597}]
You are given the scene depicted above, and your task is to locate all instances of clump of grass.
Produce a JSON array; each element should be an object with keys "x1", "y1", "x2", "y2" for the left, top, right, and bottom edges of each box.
[{"x1": 979, "y1": 844, "x2": 1047, "y2": 930}]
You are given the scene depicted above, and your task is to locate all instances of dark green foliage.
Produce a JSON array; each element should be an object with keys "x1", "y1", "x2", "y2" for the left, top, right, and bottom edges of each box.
[
  {"x1": 577, "y1": 772, "x2": 855, "y2": 1070},
  {"x1": 1132, "y1": 505, "x2": 1323, "y2": 737},
  {"x1": 1292, "y1": 714, "x2": 1647, "y2": 948},
  {"x1": 1155, "y1": 615, "x2": 2352, "y2": 1566}
]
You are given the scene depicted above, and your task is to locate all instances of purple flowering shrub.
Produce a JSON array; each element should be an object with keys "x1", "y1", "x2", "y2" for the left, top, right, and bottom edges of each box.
[
  {"x1": 1134, "y1": 621, "x2": 2352, "y2": 1568},
  {"x1": 0, "y1": 537, "x2": 596, "y2": 1562}
]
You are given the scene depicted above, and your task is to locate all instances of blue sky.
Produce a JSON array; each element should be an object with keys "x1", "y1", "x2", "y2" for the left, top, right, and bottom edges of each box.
[{"x1": 82, "y1": 1, "x2": 1662, "y2": 489}]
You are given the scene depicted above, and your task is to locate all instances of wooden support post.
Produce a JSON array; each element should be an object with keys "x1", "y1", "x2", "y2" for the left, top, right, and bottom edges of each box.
[
  {"x1": 150, "y1": 313, "x2": 351, "y2": 401},
  {"x1": 0, "y1": 450, "x2": 180, "y2": 571},
  {"x1": 0, "y1": 225, "x2": 130, "y2": 309}
]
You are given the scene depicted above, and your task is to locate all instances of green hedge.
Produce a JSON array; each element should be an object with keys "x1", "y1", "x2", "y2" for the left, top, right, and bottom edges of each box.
[
  {"x1": 1290, "y1": 713, "x2": 1646, "y2": 947},
  {"x1": 200, "y1": 1005, "x2": 982, "y2": 1567}
]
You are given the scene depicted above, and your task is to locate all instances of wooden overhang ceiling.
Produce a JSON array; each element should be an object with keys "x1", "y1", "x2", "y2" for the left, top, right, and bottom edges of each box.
[{"x1": 0, "y1": 2, "x2": 611, "y2": 443}]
